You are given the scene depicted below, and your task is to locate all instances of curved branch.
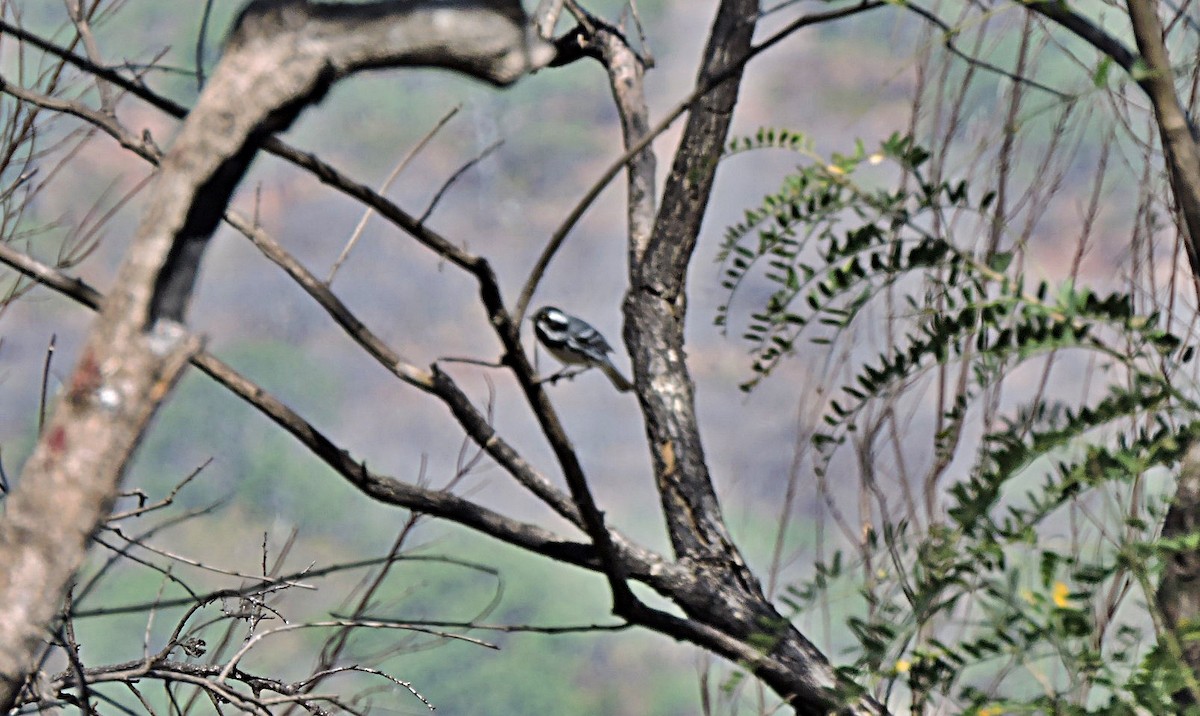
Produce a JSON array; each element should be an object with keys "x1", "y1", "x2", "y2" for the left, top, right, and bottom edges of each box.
[
  {"x1": 0, "y1": 242, "x2": 681, "y2": 591},
  {"x1": 0, "y1": 47, "x2": 661, "y2": 653},
  {"x1": 0, "y1": 4, "x2": 895, "y2": 712},
  {"x1": 1, "y1": 39, "x2": 587, "y2": 530},
  {"x1": 905, "y1": 2, "x2": 1072, "y2": 99},
  {"x1": 0, "y1": 2, "x2": 552, "y2": 707},
  {"x1": 512, "y1": 0, "x2": 885, "y2": 325},
  {"x1": 0, "y1": 123, "x2": 883, "y2": 714},
  {"x1": 1023, "y1": 0, "x2": 1138, "y2": 72},
  {"x1": 1123, "y1": 0, "x2": 1200, "y2": 283},
  {"x1": 1019, "y1": 0, "x2": 1200, "y2": 285},
  {"x1": 621, "y1": 0, "x2": 886, "y2": 711}
]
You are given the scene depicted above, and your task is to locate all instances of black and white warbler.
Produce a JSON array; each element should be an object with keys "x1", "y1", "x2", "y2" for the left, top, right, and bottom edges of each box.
[{"x1": 532, "y1": 306, "x2": 633, "y2": 392}]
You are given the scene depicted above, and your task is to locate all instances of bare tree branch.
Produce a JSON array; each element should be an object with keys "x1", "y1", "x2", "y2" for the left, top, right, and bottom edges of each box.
[
  {"x1": 619, "y1": 0, "x2": 886, "y2": 711},
  {"x1": 0, "y1": 1, "x2": 932, "y2": 712},
  {"x1": 1156, "y1": 445, "x2": 1200, "y2": 707},
  {"x1": 0, "y1": 240, "x2": 685, "y2": 598},
  {"x1": 326, "y1": 103, "x2": 461, "y2": 285},
  {"x1": 1123, "y1": 0, "x2": 1200, "y2": 284},
  {"x1": 0, "y1": 1, "x2": 553, "y2": 707},
  {"x1": 1023, "y1": 0, "x2": 1139, "y2": 72},
  {"x1": 534, "y1": 0, "x2": 567, "y2": 39},
  {"x1": 513, "y1": 0, "x2": 885, "y2": 324}
]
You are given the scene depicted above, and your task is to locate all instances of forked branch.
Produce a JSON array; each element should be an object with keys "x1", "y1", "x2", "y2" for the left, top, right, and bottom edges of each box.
[{"x1": 0, "y1": 1, "x2": 552, "y2": 708}]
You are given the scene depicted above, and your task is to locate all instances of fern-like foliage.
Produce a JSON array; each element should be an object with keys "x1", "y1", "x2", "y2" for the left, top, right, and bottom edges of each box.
[
  {"x1": 717, "y1": 132, "x2": 988, "y2": 391},
  {"x1": 721, "y1": 130, "x2": 1200, "y2": 713}
]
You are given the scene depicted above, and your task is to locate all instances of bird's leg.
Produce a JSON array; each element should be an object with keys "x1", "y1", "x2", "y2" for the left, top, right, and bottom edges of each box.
[{"x1": 535, "y1": 366, "x2": 590, "y2": 386}]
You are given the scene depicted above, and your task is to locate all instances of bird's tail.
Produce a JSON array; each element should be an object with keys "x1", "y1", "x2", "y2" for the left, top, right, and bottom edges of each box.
[{"x1": 600, "y1": 360, "x2": 634, "y2": 392}]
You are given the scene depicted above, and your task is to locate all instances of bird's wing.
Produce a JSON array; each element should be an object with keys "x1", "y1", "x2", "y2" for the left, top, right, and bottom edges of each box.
[{"x1": 567, "y1": 318, "x2": 614, "y2": 356}]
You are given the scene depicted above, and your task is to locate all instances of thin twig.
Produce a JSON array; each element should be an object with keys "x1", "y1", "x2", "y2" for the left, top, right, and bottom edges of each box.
[
  {"x1": 343, "y1": 616, "x2": 630, "y2": 634},
  {"x1": 417, "y1": 138, "x2": 503, "y2": 225},
  {"x1": 195, "y1": 0, "x2": 215, "y2": 90},
  {"x1": 906, "y1": 2, "x2": 1073, "y2": 100},
  {"x1": 104, "y1": 526, "x2": 316, "y2": 588},
  {"x1": 296, "y1": 528, "x2": 419, "y2": 715},
  {"x1": 107, "y1": 459, "x2": 212, "y2": 522},
  {"x1": 326, "y1": 104, "x2": 461, "y2": 285},
  {"x1": 513, "y1": 0, "x2": 886, "y2": 324},
  {"x1": 534, "y1": 0, "x2": 567, "y2": 38},
  {"x1": 63, "y1": 0, "x2": 113, "y2": 111},
  {"x1": 90, "y1": 535, "x2": 200, "y2": 600},
  {"x1": 216, "y1": 621, "x2": 500, "y2": 685},
  {"x1": 297, "y1": 666, "x2": 434, "y2": 712},
  {"x1": 37, "y1": 333, "x2": 55, "y2": 435},
  {"x1": 436, "y1": 356, "x2": 505, "y2": 368},
  {"x1": 625, "y1": 0, "x2": 655, "y2": 67},
  {"x1": 143, "y1": 568, "x2": 172, "y2": 659},
  {"x1": 58, "y1": 588, "x2": 94, "y2": 716}
]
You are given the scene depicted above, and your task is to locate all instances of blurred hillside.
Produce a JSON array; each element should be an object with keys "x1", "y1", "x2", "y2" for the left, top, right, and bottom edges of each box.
[{"x1": 0, "y1": 1, "x2": 1149, "y2": 713}]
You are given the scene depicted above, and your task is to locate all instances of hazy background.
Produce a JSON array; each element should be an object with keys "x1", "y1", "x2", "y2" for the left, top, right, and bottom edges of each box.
[{"x1": 0, "y1": 1, "x2": 1150, "y2": 713}]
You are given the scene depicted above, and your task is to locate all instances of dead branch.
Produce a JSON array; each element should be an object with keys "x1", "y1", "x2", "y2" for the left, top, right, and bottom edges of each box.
[{"x1": 0, "y1": 1, "x2": 553, "y2": 707}]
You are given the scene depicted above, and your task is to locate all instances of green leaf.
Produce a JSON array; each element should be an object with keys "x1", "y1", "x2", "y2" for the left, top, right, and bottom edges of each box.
[
  {"x1": 987, "y1": 251, "x2": 1014, "y2": 273},
  {"x1": 1093, "y1": 56, "x2": 1113, "y2": 88}
]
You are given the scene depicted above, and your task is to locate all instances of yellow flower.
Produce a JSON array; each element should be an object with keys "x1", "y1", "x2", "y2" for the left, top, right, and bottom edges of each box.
[
  {"x1": 868, "y1": 152, "x2": 885, "y2": 165},
  {"x1": 825, "y1": 164, "x2": 845, "y2": 175},
  {"x1": 978, "y1": 707, "x2": 1000, "y2": 716},
  {"x1": 894, "y1": 659, "x2": 911, "y2": 674},
  {"x1": 1052, "y1": 581, "x2": 1071, "y2": 608}
]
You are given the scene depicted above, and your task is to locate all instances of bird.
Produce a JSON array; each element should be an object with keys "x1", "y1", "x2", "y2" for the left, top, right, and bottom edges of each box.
[{"x1": 532, "y1": 306, "x2": 633, "y2": 392}]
